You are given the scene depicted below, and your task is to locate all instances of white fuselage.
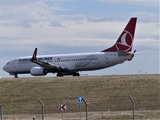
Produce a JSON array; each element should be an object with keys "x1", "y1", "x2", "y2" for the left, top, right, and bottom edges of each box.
[
  {"x1": 3, "y1": 51, "x2": 132, "y2": 76},
  {"x1": 2, "y1": 17, "x2": 137, "y2": 77}
]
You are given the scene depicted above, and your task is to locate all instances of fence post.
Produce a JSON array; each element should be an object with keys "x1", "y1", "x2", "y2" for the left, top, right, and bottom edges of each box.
[
  {"x1": 129, "y1": 95, "x2": 135, "y2": 120},
  {"x1": 33, "y1": 115, "x2": 35, "y2": 120},
  {"x1": 0, "y1": 106, "x2": 2, "y2": 120},
  {"x1": 37, "y1": 98, "x2": 44, "y2": 120}
]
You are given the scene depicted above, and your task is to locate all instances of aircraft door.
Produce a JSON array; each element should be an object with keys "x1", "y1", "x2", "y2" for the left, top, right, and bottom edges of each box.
[
  {"x1": 56, "y1": 58, "x2": 60, "y2": 65},
  {"x1": 12, "y1": 60, "x2": 16, "y2": 68},
  {"x1": 105, "y1": 54, "x2": 109, "y2": 64}
]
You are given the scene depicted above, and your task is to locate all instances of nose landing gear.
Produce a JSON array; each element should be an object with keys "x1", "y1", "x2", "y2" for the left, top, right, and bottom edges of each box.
[
  {"x1": 57, "y1": 73, "x2": 64, "y2": 77},
  {"x1": 72, "y1": 72, "x2": 80, "y2": 76},
  {"x1": 14, "y1": 74, "x2": 18, "y2": 78}
]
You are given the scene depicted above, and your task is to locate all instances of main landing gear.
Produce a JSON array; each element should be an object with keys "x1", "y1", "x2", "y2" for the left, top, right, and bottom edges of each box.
[
  {"x1": 72, "y1": 72, "x2": 80, "y2": 76},
  {"x1": 56, "y1": 72, "x2": 80, "y2": 77},
  {"x1": 57, "y1": 73, "x2": 64, "y2": 77}
]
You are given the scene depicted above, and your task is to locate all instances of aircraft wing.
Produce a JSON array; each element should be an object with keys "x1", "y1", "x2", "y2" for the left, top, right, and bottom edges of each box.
[{"x1": 31, "y1": 48, "x2": 66, "y2": 70}]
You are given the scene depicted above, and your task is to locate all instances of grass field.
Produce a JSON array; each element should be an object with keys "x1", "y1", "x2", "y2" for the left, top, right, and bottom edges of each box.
[{"x1": 0, "y1": 74, "x2": 159, "y2": 119}]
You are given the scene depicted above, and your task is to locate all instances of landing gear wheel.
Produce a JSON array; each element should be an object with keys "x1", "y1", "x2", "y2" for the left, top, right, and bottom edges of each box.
[
  {"x1": 57, "y1": 73, "x2": 64, "y2": 77},
  {"x1": 14, "y1": 74, "x2": 18, "y2": 78},
  {"x1": 73, "y1": 72, "x2": 80, "y2": 76}
]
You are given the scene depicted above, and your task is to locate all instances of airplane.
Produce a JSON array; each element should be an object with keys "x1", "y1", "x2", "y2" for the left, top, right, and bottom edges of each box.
[{"x1": 3, "y1": 17, "x2": 137, "y2": 78}]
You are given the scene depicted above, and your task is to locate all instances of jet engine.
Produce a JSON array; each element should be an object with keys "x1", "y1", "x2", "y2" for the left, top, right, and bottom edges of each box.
[{"x1": 30, "y1": 67, "x2": 48, "y2": 76}]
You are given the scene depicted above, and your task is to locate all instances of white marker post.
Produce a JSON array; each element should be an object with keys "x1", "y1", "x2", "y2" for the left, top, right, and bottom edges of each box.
[{"x1": 59, "y1": 104, "x2": 67, "y2": 120}]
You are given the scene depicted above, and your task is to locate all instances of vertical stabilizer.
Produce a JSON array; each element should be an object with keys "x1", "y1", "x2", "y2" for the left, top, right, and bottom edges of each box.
[{"x1": 101, "y1": 17, "x2": 137, "y2": 52}]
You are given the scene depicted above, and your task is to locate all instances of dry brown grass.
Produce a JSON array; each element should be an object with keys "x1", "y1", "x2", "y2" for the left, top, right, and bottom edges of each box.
[{"x1": 0, "y1": 74, "x2": 159, "y2": 119}]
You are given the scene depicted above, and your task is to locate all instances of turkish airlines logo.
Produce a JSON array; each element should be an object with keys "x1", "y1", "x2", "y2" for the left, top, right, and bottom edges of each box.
[{"x1": 116, "y1": 30, "x2": 133, "y2": 52}]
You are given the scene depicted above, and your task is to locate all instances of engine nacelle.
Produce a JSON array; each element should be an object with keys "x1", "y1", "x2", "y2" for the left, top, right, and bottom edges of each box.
[{"x1": 30, "y1": 67, "x2": 48, "y2": 76}]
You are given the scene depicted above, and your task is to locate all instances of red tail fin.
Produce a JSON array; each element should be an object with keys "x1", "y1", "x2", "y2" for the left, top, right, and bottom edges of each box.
[
  {"x1": 101, "y1": 17, "x2": 137, "y2": 52},
  {"x1": 31, "y1": 48, "x2": 37, "y2": 61}
]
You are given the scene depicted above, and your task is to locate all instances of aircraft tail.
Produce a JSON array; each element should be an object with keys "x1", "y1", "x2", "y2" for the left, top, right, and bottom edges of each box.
[{"x1": 101, "y1": 17, "x2": 137, "y2": 52}]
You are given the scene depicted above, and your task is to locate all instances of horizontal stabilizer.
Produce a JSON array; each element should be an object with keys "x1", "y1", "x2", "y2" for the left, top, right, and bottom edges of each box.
[
  {"x1": 135, "y1": 49, "x2": 158, "y2": 55},
  {"x1": 117, "y1": 49, "x2": 131, "y2": 56}
]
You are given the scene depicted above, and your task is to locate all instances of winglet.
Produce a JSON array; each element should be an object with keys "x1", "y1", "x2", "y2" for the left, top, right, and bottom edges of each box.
[{"x1": 31, "y1": 48, "x2": 37, "y2": 61}]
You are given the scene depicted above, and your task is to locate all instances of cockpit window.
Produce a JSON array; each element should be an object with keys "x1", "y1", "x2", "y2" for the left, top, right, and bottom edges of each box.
[{"x1": 7, "y1": 62, "x2": 10, "y2": 65}]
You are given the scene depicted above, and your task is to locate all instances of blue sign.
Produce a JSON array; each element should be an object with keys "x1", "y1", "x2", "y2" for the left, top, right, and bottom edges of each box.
[{"x1": 78, "y1": 96, "x2": 83, "y2": 103}]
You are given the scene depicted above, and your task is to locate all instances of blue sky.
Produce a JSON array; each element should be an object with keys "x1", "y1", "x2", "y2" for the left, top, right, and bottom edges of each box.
[{"x1": 0, "y1": 0, "x2": 159, "y2": 78}]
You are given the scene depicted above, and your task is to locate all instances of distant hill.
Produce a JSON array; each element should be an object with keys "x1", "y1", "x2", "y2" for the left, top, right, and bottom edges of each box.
[{"x1": 0, "y1": 74, "x2": 159, "y2": 115}]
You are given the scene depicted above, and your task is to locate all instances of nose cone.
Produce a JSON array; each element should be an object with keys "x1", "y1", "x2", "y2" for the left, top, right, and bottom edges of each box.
[
  {"x1": 3, "y1": 63, "x2": 10, "y2": 73},
  {"x1": 3, "y1": 65, "x2": 7, "y2": 72}
]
